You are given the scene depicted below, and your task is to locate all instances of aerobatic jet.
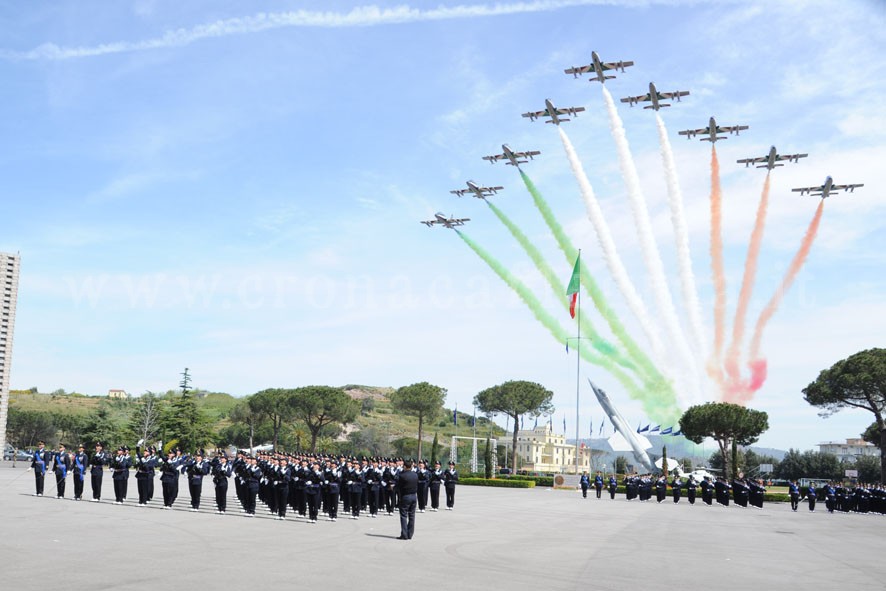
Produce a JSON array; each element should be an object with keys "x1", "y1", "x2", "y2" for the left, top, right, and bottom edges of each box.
[
  {"x1": 620, "y1": 82, "x2": 689, "y2": 110},
  {"x1": 521, "y1": 99, "x2": 585, "y2": 125},
  {"x1": 737, "y1": 146, "x2": 808, "y2": 170},
  {"x1": 564, "y1": 51, "x2": 634, "y2": 83},
  {"x1": 792, "y1": 176, "x2": 864, "y2": 199},
  {"x1": 678, "y1": 117, "x2": 749, "y2": 142},
  {"x1": 421, "y1": 213, "x2": 470, "y2": 228},
  {"x1": 481, "y1": 144, "x2": 541, "y2": 167},
  {"x1": 450, "y1": 180, "x2": 504, "y2": 199}
]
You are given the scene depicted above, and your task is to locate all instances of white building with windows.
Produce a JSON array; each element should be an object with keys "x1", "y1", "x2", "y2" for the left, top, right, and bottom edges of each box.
[
  {"x1": 504, "y1": 423, "x2": 592, "y2": 474},
  {"x1": 818, "y1": 438, "x2": 879, "y2": 463},
  {"x1": 0, "y1": 252, "x2": 20, "y2": 457}
]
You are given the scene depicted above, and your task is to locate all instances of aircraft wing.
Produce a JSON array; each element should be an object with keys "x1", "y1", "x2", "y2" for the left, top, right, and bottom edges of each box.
[
  {"x1": 602, "y1": 59, "x2": 634, "y2": 71},
  {"x1": 833, "y1": 183, "x2": 864, "y2": 192},
  {"x1": 514, "y1": 150, "x2": 541, "y2": 159},
  {"x1": 659, "y1": 90, "x2": 690, "y2": 100},
  {"x1": 450, "y1": 189, "x2": 469, "y2": 197},
  {"x1": 420, "y1": 220, "x2": 435, "y2": 227},
  {"x1": 521, "y1": 109, "x2": 547, "y2": 120},
  {"x1": 564, "y1": 65, "x2": 592, "y2": 76},
  {"x1": 558, "y1": 106, "x2": 585, "y2": 116},
  {"x1": 736, "y1": 156, "x2": 767, "y2": 166},
  {"x1": 790, "y1": 186, "x2": 818, "y2": 196},
  {"x1": 446, "y1": 217, "x2": 470, "y2": 226},
  {"x1": 775, "y1": 152, "x2": 808, "y2": 163},
  {"x1": 678, "y1": 128, "x2": 704, "y2": 138},
  {"x1": 620, "y1": 93, "x2": 650, "y2": 106},
  {"x1": 487, "y1": 186, "x2": 504, "y2": 193},
  {"x1": 720, "y1": 124, "x2": 749, "y2": 134},
  {"x1": 481, "y1": 154, "x2": 506, "y2": 163}
]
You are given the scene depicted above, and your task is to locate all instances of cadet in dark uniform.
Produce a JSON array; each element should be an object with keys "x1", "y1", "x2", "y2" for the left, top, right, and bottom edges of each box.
[
  {"x1": 748, "y1": 478, "x2": 765, "y2": 509},
  {"x1": 608, "y1": 475, "x2": 617, "y2": 500},
  {"x1": 324, "y1": 462, "x2": 341, "y2": 521},
  {"x1": 429, "y1": 461, "x2": 444, "y2": 511},
  {"x1": 53, "y1": 444, "x2": 71, "y2": 498},
  {"x1": 347, "y1": 461, "x2": 364, "y2": 519},
  {"x1": 671, "y1": 476, "x2": 682, "y2": 503},
  {"x1": 823, "y1": 482, "x2": 836, "y2": 513},
  {"x1": 365, "y1": 459, "x2": 382, "y2": 518},
  {"x1": 579, "y1": 472, "x2": 590, "y2": 498},
  {"x1": 30, "y1": 441, "x2": 50, "y2": 496},
  {"x1": 700, "y1": 476, "x2": 714, "y2": 505},
  {"x1": 211, "y1": 453, "x2": 232, "y2": 514},
  {"x1": 304, "y1": 462, "x2": 323, "y2": 523},
  {"x1": 594, "y1": 472, "x2": 604, "y2": 499},
  {"x1": 183, "y1": 451, "x2": 209, "y2": 511},
  {"x1": 135, "y1": 446, "x2": 156, "y2": 506},
  {"x1": 806, "y1": 483, "x2": 817, "y2": 512},
  {"x1": 111, "y1": 446, "x2": 131, "y2": 503},
  {"x1": 159, "y1": 451, "x2": 181, "y2": 508},
  {"x1": 444, "y1": 461, "x2": 459, "y2": 510},
  {"x1": 396, "y1": 459, "x2": 418, "y2": 540},
  {"x1": 89, "y1": 442, "x2": 109, "y2": 501},
  {"x1": 272, "y1": 457, "x2": 291, "y2": 520},
  {"x1": 244, "y1": 457, "x2": 262, "y2": 516},
  {"x1": 686, "y1": 475, "x2": 698, "y2": 505},
  {"x1": 654, "y1": 475, "x2": 667, "y2": 503},
  {"x1": 416, "y1": 460, "x2": 430, "y2": 512},
  {"x1": 72, "y1": 444, "x2": 88, "y2": 500},
  {"x1": 788, "y1": 480, "x2": 800, "y2": 511}
]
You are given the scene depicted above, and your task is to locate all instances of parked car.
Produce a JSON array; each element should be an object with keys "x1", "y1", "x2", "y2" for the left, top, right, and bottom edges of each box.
[{"x1": 3, "y1": 446, "x2": 33, "y2": 461}]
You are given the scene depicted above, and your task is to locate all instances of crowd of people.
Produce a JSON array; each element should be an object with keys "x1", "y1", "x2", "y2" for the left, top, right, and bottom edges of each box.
[{"x1": 26, "y1": 440, "x2": 461, "y2": 527}]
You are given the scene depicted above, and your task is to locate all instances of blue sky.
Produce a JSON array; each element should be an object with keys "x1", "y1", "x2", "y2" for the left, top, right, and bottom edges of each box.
[{"x1": 1, "y1": 0, "x2": 884, "y2": 453}]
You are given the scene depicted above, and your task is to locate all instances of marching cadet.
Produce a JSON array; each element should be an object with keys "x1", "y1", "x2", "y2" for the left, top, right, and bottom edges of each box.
[
  {"x1": 272, "y1": 457, "x2": 291, "y2": 520},
  {"x1": 159, "y1": 451, "x2": 181, "y2": 508},
  {"x1": 243, "y1": 456, "x2": 262, "y2": 516},
  {"x1": 416, "y1": 460, "x2": 430, "y2": 512},
  {"x1": 671, "y1": 475, "x2": 682, "y2": 503},
  {"x1": 347, "y1": 460, "x2": 364, "y2": 519},
  {"x1": 444, "y1": 461, "x2": 459, "y2": 510},
  {"x1": 72, "y1": 444, "x2": 88, "y2": 501},
  {"x1": 323, "y1": 461, "x2": 341, "y2": 521},
  {"x1": 788, "y1": 480, "x2": 800, "y2": 511},
  {"x1": 686, "y1": 475, "x2": 698, "y2": 505},
  {"x1": 700, "y1": 476, "x2": 714, "y2": 505},
  {"x1": 748, "y1": 478, "x2": 765, "y2": 509},
  {"x1": 304, "y1": 462, "x2": 323, "y2": 523},
  {"x1": 211, "y1": 453, "x2": 233, "y2": 514},
  {"x1": 29, "y1": 440, "x2": 50, "y2": 496},
  {"x1": 607, "y1": 474, "x2": 617, "y2": 500},
  {"x1": 579, "y1": 472, "x2": 590, "y2": 498},
  {"x1": 654, "y1": 475, "x2": 667, "y2": 503},
  {"x1": 135, "y1": 446, "x2": 157, "y2": 506},
  {"x1": 111, "y1": 446, "x2": 131, "y2": 504},
  {"x1": 182, "y1": 451, "x2": 210, "y2": 511},
  {"x1": 89, "y1": 442, "x2": 109, "y2": 501},
  {"x1": 714, "y1": 476, "x2": 730, "y2": 507},
  {"x1": 806, "y1": 482, "x2": 817, "y2": 512},
  {"x1": 823, "y1": 482, "x2": 836, "y2": 513},
  {"x1": 52, "y1": 444, "x2": 72, "y2": 499},
  {"x1": 365, "y1": 459, "x2": 382, "y2": 517},
  {"x1": 429, "y1": 460, "x2": 444, "y2": 511},
  {"x1": 732, "y1": 477, "x2": 749, "y2": 508},
  {"x1": 594, "y1": 472, "x2": 604, "y2": 499},
  {"x1": 383, "y1": 459, "x2": 398, "y2": 515}
]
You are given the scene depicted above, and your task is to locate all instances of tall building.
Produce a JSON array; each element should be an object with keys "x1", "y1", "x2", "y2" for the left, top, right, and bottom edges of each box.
[
  {"x1": 818, "y1": 438, "x2": 879, "y2": 463},
  {"x1": 0, "y1": 252, "x2": 20, "y2": 457},
  {"x1": 504, "y1": 423, "x2": 593, "y2": 474}
]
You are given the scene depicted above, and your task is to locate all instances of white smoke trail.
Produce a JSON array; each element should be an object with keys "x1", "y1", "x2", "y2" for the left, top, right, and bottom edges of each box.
[
  {"x1": 655, "y1": 114, "x2": 709, "y2": 380},
  {"x1": 601, "y1": 85, "x2": 700, "y2": 407},
  {"x1": 557, "y1": 126, "x2": 666, "y2": 368}
]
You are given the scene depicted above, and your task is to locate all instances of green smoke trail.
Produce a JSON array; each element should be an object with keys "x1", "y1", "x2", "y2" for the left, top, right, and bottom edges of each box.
[
  {"x1": 456, "y1": 229, "x2": 676, "y2": 425},
  {"x1": 518, "y1": 169, "x2": 680, "y2": 423},
  {"x1": 485, "y1": 199, "x2": 636, "y2": 373}
]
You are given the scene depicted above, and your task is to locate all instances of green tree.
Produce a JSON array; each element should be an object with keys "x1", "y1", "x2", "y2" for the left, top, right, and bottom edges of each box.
[
  {"x1": 81, "y1": 405, "x2": 126, "y2": 450},
  {"x1": 291, "y1": 386, "x2": 358, "y2": 453},
  {"x1": 347, "y1": 426, "x2": 392, "y2": 458},
  {"x1": 661, "y1": 445, "x2": 668, "y2": 476},
  {"x1": 774, "y1": 448, "x2": 805, "y2": 481},
  {"x1": 862, "y1": 422, "x2": 883, "y2": 451},
  {"x1": 852, "y1": 456, "x2": 881, "y2": 483},
  {"x1": 160, "y1": 394, "x2": 215, "y2": 453},
  {"x1": 803, "y1": 348, "x2": 886, "y2": 482},
  {"x1": 390, "y1": 382, "x2": 447, "y2": 461},
  {"x1": 228, "y1": 397, "x2": 267, "y2": 450},
  {"x1": 615, "y1": 455, "x2": 628, "y2": 475},
  {"x1": 679, "y1": 402, "x2": 769, "y2": 480},
  {"x1": 248, "y1": 388, "x2": 296, "y2": 451},
  {"x1": 6, "y1": 408, "x2": 58, "y2": 448},
  {"x1": 474, "y1": 380, "x2": 554, "y2": 474}
]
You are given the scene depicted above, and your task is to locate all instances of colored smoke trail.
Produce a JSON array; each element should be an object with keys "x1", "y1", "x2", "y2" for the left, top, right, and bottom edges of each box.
[
  {"x1": 557, "y1": 125, "x2": 665, "y2": 365},
  {"x1": 455, "y1": 229, "x2": 675, "y2": 420},
  {"x1": 485, "y1": 199, "x2": 634, "y2": 372},
  {"x1": 739, "y1": 199, "x2": 825, "y2": 403},
  {"x1": 602, "y1": 85, "x2": 700, "y2": 407},
  {"x1": 655, "y1": 113, "x2": 708, "y2": 366},
  {"x1": 518, "y1": 169, "x2": 662, "y2": 383},
  {"x1": 708, "y1": 146, "x2": 727, "y2": 388},
  {"x1": 724, "y1": 173, "x2": 771, "y2": 387}
]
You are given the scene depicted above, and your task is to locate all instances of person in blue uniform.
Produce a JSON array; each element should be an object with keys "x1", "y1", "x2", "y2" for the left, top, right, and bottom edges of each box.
[
  {"x1": 396, "y1": 459, "x2": 419, "y2": 540},
  {"x1": 134, "y1": 446, "x2": 156, "y2": 506},
  {"x1": 823, "y1": 482, "x2": 836, "y2": 513},
  {"x1": 347, "y1": 461, "x2": 364, "y2": 519},
  {"x1": 416, "y1": 460, "x2": 430, "y2": 512},
  {"x1": 685, "y1": 475, "x2": 697, "y2": 505},
  {"x1": 429, "y1": 461, "x2": 444, "y2": 511},
  {"x1": 304, "y1": 462, "x2": 323, "y2": 523},
  {"x1": 700, "y1": 476, "x2": 713, "y2": 505},
  {"x1": 608, "y1": 474, "x2": 617, "y2": 499},
  {"x1": 732, "y1": 477, "x2": 749, "y2": 508},
  {"x1": 111, "y1": 446, "x2": 131, "y2": 504},
  {"x1": 72, "y1": 444, "x2": 88, "y2": 501},
  {"x1": 159, "y1": 450, "x2": 181, "y2": 508},
  {"x1": 89, "y1": 442, "x2": 109, "y2": 501},
  {"x1": 211, "y1": 453, "x2": 233, "y2": 514},
  {"x1": 323, "y1": 462, "x2": 341, "y2": 521},
  {"x1": 579, "y1": 472, "x2": 590, "y2": 498},
  {"x1": 671, "y1": 475, "x2": 682, "y2": 503},
  {"x1": 654, "y1": 475, "x2": 667, "y2": 503},
  {"x1": 806, "y1": 483, "x2": 817, "y2": 512},
  {"x1": 29, "y1": 441, "x2": 50, "y2": 496},
  {"x1": 271, "y1": 457, "x2": 291, "y2": 520},
  {"x1": 52, "y1": 444, "x2": 72, "y2": 498},
  {"x1": 182, "y1": 451, "x2": 209, "y2": 511},
  {"x1": 444, "y1": 461, "x2": 459, "y2": 510},
  {"x1": 788, "y1": 480, "x2": 800, "y2": 511},
  {"x1": 748, "y1": 478, "x2": 765, "y2": 509},
  {"x1": 594, "y1": 472, "x2": 604, "y2": 499}
]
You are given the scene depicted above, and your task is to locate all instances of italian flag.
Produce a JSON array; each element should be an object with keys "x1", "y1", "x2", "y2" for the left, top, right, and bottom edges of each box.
[{"x1": 566, "y1": 253, "x2": 580, "y2": 318}]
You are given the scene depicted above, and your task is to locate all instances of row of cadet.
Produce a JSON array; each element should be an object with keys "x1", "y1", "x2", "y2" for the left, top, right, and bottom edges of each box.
[{"x1": 27, "y1": 441, "x2": 460, "y2": 520}]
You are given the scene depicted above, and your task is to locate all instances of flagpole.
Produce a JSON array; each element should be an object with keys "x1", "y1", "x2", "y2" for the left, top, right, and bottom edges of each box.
[{"x1": 575, "y1": 249, "x2": 581, "y2": 477}]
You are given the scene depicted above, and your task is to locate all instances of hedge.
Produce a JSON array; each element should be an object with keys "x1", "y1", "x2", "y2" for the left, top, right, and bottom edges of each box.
[{"x1": 460, "y1": 478, "x2": 536, "y2": 488}]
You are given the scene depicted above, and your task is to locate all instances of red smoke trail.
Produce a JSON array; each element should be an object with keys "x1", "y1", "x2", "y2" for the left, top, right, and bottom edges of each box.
[
  {"x1": 739, "y1": 199, "x2": 825, "y2": 404},
  {"x1": 724, "y1": 173, "x2": 771, "y2": 390},
  {"x1": 707, "y1": 146, "x2": 727, "y2": 390}
]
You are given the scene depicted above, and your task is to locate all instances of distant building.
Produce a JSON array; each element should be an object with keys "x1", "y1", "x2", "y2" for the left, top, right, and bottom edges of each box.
[
  {"x1": 0, "y1": 252, "x2": 20, "y2": 457},
  {"x1": 818, "y1": 438, "x2": 879, "y2": 463},
  {"x1": 504, "y1": 423, "x2": 593, "y2": 474},
  {"x1": 108, "y1": 389, "x2": 129, "y2": 400}
]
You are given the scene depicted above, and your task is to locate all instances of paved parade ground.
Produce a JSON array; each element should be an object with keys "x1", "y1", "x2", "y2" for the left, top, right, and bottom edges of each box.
[{"x1": 3, "y1": 466, "x2": 885, "y2": 590}]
